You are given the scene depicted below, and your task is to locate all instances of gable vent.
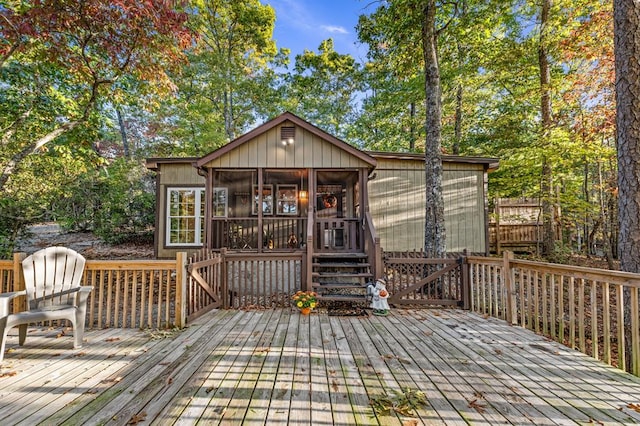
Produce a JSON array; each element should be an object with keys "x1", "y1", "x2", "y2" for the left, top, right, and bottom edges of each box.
[{"x1": 281, "y1": 126, "x2": 295, "y2": 142}]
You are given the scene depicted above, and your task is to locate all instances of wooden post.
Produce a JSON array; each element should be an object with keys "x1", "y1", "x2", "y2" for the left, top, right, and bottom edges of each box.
[
  {"x1": 13, "y1": 253, "x2": 26, "y2": 313},
  {"x1": 461, "y1": 250, "x2": 470, "y2": 310},
  {"x1": 221, "y1": 248, "x2": 228, "y2": 308},
  {"x1": 495, "y1": 198, "x2": 502, "y2": 255},
  {"x1": 175, "y1": 252, "x2": 187, "y2": 328},
  {"x1": 503, "y1": 250, "x2": 517, "y2": 325}
]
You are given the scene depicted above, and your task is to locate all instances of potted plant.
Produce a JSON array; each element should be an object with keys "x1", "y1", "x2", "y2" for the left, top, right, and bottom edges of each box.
[{"x1": 291, "y1": 291, "x2": 317, "y2": 315}]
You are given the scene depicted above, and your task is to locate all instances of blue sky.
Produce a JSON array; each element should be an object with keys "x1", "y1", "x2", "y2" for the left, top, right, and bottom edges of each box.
[{"x1": 264, "y1": 0, "x2": 372, "y2": 63}]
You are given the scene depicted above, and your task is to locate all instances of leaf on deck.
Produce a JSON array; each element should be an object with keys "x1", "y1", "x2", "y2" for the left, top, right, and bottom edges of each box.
[
  {"x1": 0, "y1": 371, "x2": 17, "y2": 378},
  {"x1": 105, "y1": 337, "x2": 121, "y2": 342},
  {"x1": 626, "y1": 403, "x2": 640, "y2": 413},
  {"x1": 127, "y1": 412, "x2": 147, "y2": 425},
  {"x1": 468, "y1": 398, "x2": 486, "y2": 413}
]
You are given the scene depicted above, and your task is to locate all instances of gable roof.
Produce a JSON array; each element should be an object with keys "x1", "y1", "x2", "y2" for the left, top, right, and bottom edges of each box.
[{"x1": 195, "y1": 111, "x2": 377, "y2": 169}]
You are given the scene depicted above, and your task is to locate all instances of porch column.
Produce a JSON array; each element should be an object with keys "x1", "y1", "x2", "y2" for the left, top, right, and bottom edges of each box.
[{"x1": 257, "y1": 168, "x2": 264, "y2": 253}]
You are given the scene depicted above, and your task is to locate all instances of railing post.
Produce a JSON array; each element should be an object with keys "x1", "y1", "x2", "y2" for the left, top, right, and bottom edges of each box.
[
  {"x1": 175, "y1": 252, "x2": 187, "y2": 328},
  {"x1": 221, "y1": 248, "x2": 229, "y2": 308},
  {"x1": 461, "y1": 250, "x2": 470, "y2": 310},
  {"x1": 13, "y1": 253, "x2": 26, "y2": 313},
  {"x1": 503, "y1": 250, "x2": 517, "y2": 325}
]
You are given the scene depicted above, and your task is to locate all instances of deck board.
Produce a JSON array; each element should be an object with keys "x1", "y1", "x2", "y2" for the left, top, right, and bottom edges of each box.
[{"x1": 3, "y1": 309, "x2": 640, "y2": 425}]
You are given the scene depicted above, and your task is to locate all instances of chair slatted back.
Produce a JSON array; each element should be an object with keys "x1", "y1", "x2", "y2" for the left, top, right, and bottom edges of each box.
[{"x1": 22, "y1": 247, "x2": 86, "y2": 310}]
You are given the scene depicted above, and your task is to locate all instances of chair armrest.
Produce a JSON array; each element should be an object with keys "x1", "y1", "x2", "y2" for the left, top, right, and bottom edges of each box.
[
  {"x1": 0, "y1": 290, "x2": 27, "y2": 317},
  {"x1": 76, "y1": 286, "x2": 93, "y2": 305}
]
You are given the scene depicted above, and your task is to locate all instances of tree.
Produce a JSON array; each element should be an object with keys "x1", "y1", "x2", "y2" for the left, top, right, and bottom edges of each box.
[
  {"x1": 161, "y1": 0, "x2": 286, "y2": 150},
  {"x1": 420, "y1": 0, "x2": 446, "y2": 258},
  {"x1": 0, "y1": 0, "x2": 192, "y2": 190},
  {"x1": 284, "y1": 39, "x2": 363, "y2": 141},
  {"x1": 614, "y1": 1, "x2": 640, "y2": 274}
]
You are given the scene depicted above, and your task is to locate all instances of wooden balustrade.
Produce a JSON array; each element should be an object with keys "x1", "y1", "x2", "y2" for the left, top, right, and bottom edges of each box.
[
  {"x1": 468, "y1": 251, "x2": 640, "y2": 374},
  {"x1": 1, "y1": 254, "x2": 186, "y2": 330}
]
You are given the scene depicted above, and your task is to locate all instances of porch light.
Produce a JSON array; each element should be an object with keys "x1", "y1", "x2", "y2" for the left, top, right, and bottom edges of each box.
[
  {"x1": 281, "y1": 137, "x2": 294, "y2": 146},
  {"x1": 299, "y1": 190, "x2": 308, "y2": 200}
]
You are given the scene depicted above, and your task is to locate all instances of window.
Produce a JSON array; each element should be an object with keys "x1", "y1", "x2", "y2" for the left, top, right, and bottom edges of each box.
[
  {"x1": 277, "y1": 184, "x2": 298, "y2": 215},
  {"x1": 167, "y1": 188, "x2": 205, "y2": 246},
  {"x1": 212, "y1": 187, "x2": 228, "y2": 217},
  {"x1": 252, "y1": 184, "x2": 273, "y2": 215}
]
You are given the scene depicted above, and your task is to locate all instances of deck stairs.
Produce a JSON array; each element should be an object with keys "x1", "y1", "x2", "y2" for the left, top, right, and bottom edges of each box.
[{"x1": 312, "y1": 252, "x2": 373, "y2": 305}]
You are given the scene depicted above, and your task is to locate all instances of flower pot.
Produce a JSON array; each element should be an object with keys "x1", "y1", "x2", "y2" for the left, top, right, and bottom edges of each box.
[{"x1": 300, "y1": 307, "x2": 312, "y2": 315}]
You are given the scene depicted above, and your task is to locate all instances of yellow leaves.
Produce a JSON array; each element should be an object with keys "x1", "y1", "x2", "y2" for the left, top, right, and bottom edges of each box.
[{"x1": 370, "y1": 387, "x2": 427, "y2": 417}]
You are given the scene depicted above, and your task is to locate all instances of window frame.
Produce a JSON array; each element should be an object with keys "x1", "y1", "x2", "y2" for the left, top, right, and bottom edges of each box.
[{"x1": 166, "y1": 187, "x2": 205, "y2": 247}]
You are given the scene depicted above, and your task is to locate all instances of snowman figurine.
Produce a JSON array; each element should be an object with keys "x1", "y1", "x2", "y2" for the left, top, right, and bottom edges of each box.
[{"x1": 370, "y1": 279, "x2": 390, "y2": 316}]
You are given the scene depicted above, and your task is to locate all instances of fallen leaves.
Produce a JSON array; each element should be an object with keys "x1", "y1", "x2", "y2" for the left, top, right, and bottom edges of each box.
[
  {"x1": 127, "y1": 412, "x2": 147, "y2": 425},
  {"x1": 0, "y1": 371, "x2": 17, "y2": 378},
  {"x1": 468, "y1": 398, "x2": 487, "y2": 414},
  {"x1": 105, "y1": 337, "x2": 121, "y2": 342},
  {"x1": 626, "y1": 402, "x2": 640, "y2": 413},
  {"x1": 370, "y1": 387, "x2": 427, "y2": 417}
]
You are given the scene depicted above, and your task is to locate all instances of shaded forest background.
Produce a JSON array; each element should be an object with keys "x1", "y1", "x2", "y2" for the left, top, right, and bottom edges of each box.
[{"x1": 0, "y1": 0, "x2": 615, "y2": 261}]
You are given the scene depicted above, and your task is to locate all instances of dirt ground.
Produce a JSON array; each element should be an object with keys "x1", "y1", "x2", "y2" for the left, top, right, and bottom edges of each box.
[{"x1": 14, "y1": 223, "x2": 154, "y2": 259}]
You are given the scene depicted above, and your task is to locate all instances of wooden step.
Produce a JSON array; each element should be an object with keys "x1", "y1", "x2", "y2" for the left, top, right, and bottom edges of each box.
[
  {"x1": 312, "y1": 272, "x2": 373, "y2": 278},
  {"x1": 313, "y1": 252, "x2": 367, "y2": 259},
  {"x1": 312, "y1": 283, "x2": 369, "y2": 290},
  {"x1": 312, "y1": 262, "x2": 371, "y2": 268},
  {"x1": 316, "y1": 294, "x2": 368, "y2": 302}
]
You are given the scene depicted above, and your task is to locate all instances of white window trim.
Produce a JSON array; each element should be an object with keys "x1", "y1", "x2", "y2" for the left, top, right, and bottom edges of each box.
[{"x1": 166, "y1": 187, "x2": 205, "y2": 247}]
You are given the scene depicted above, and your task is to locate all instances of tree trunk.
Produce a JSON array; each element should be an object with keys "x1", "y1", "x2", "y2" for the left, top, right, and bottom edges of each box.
[
  {"x1": 539, "y1": 0, "x2": 555, "y2": 257},
  {"x1": 421, "y1": 0, "x2": 446, "y2": 258},
  {"x1": 614, "y1": 0, "x2": 640, "y2": 372}
]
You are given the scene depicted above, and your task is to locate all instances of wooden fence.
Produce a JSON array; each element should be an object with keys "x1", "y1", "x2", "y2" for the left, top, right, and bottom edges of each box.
[
  {"x1": 467, "y1": 251, "x2": 640, "y2": 375},
  {"x1": 1, "y1": 254, "x2": 185, "y2": 330},
  {"x1": 383, "y1": 253, "x2": 467, "y2": 307},
  {"x1": 184, "y1": 249, "x2": 303, "y2": 321}
]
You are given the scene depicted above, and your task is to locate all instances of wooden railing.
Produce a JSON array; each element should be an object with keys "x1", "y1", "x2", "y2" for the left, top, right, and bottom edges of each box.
[
  {"x1": 383, "y1": 253, "x2": 465, "y2": 306},
  {"x1": 364, "y1": 211, "x2": 382, "y2": 280},
  {"x1": 467, "y1": 251, "x2": 640, "y2": 375},
  {"x1": 0, "y1": 259, "x2": 13, "y2": 293},
  {"x1": 210, "y1": 217, "x2": 307, "y2": 251},
  {"x1": 314, "y1": 218, "x2": 360, "y2": 252},
  {"x1": 1, "y1": 254, "x2": 186, "y2": 330}
]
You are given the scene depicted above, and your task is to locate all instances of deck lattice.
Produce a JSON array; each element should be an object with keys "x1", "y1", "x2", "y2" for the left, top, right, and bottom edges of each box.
[{"x1": 2, "y1": 309, "x2": 640, "y2": 425}]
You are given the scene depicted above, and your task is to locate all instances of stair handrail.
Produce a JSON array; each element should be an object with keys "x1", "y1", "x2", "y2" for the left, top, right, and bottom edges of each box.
[{"x1": 363, "y1": 211, "x2": 383, "y2": 280}]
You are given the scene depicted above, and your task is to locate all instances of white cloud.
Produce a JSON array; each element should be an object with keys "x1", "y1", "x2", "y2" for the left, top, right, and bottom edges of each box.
[{"x1": 321, "y1": 25, "x2": 348, "y2": 35}]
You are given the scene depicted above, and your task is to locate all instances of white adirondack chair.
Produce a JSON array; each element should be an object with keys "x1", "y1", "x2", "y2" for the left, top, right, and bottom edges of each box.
[{"x1": 0, "y1": 247, "x2": 92, "y2": 362}]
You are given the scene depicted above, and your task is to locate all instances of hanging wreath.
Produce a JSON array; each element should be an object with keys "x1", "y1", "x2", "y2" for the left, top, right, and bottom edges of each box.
[{"x1": 322, "y1": 194, "x2": 337, "y2": 209}]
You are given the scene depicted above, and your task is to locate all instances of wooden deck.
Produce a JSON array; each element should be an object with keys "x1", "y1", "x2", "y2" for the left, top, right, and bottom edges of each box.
[{"x1": 2, "y1": 309, "x2": 640, "y2": 425}]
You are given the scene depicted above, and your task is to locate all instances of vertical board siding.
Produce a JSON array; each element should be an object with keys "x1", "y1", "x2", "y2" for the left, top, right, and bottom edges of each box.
[
  {"x1": 201, "y1": 124, "x2": 372, "y2": 169},
  {"x1": 369, "y1": 159, "x2": 486, "y2": 253}
]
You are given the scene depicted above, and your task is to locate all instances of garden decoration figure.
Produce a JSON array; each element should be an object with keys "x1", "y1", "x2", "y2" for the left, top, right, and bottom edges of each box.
[{"x1": 368, "y1": 279, "x2": 390, "y2": 316}]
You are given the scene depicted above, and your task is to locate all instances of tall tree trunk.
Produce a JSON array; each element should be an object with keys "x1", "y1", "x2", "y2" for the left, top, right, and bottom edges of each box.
[
  {"x1": 410, "y1": 102, "x2": 416, "y2": 151},
  {"x1": 421, "y1": 0, "x2": 446, "y2": 258},
  {"x1": 614, "y1": 0, "x2": 640, "y2": 372},
  {"x1": 539, "y1": 0, "x2": 555, "y2": 257}
]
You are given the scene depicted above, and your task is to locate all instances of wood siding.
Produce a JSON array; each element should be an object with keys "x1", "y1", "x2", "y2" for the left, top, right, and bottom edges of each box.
[
  {"x1": 369, "y1": 158, "x2": 487, "y2": 253},
  {"x1": 200, "y1": 122, "x2": 372, "y2": 169},
  {"x1": 156, "y1": 164, "x2": 205, "y2": 259}
]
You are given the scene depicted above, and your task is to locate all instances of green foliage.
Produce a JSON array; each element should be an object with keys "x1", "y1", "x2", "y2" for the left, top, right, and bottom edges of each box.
[
  {"x1": 54, "y1": 159, "x2": 155, "y2": 244},
  {"x1": 283, "y1": 39, "x2": 364, "y2": 141}
]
